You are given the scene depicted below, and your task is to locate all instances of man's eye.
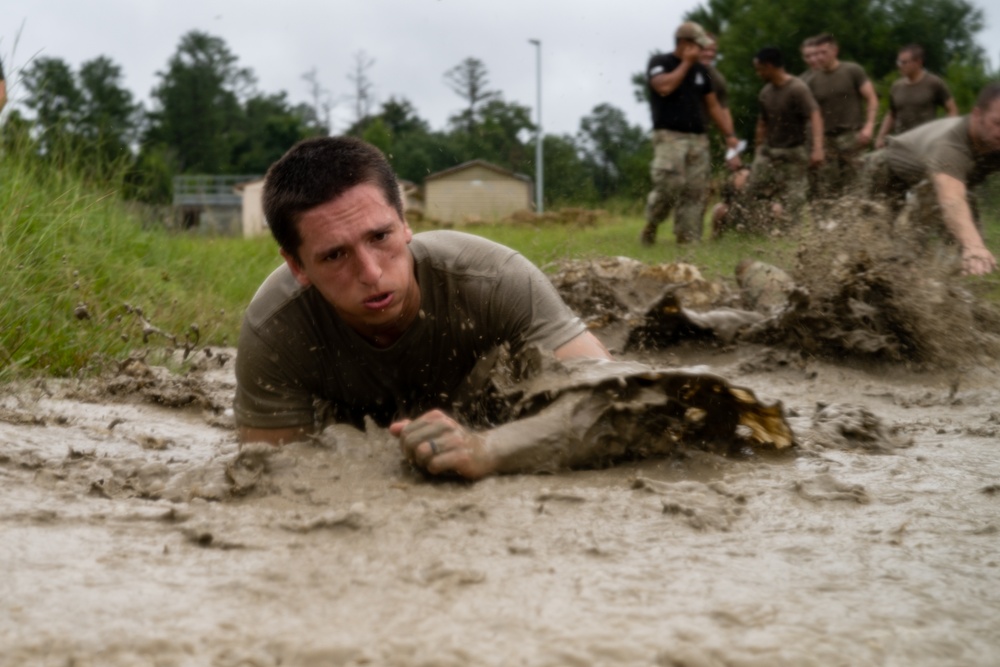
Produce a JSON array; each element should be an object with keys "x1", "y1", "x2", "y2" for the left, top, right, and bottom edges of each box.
[{"x1": 323, "y1": 251, "x2": 343, "y2": 262}]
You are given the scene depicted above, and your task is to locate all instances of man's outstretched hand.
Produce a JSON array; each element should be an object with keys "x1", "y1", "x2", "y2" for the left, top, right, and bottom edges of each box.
[{"x1": 390, "y1": 410, "x2": 497, "y2": 480}]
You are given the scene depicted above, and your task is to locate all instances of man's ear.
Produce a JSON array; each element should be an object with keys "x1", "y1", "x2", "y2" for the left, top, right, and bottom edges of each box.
[
  {"x1": 281, "y1": 249, "x2": 311, "y2": 287},
  {"x1": 402, "y1": 217, "x2": 414, "y2": 244}
]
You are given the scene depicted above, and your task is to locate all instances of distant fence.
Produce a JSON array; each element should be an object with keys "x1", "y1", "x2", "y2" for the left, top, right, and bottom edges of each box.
[{"x1": 172, "y1": 175, "x2": 261, "y2": 207}]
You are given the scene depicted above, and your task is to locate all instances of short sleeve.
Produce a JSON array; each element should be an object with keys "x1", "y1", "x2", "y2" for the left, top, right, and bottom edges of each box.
[
  {"x1": 233, "y1": 318, "x2": 317, "y2": 430},
  {"x1": 489, "y1": 252, "x2": 586, "y2": 354}
]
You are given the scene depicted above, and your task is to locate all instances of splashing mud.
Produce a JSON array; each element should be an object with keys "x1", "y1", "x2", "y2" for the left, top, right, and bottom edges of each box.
[{"x1": 4, "y1": 248, "x2": 1000, "y2": 665}]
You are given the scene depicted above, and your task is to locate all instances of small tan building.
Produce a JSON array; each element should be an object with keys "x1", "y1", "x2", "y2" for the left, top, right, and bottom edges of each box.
[
  {"x1": 234, "y1": 178, "x2": 268, "y2": 238},
  {"x1": 424, "y1": 160, "x2": 533, "y2": 224}
]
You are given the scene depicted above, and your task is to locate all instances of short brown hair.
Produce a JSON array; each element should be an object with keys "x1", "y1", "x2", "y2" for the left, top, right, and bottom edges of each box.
[
  {"x1": 976, "y1": 82, "x2": 1000, "y2": 111},
  {"x1": 812, "y1": 33, "x2": 837, "y2": 47},
  {"x1": 899, "y1": 44, "x2": 924, "y2": 63},
  {"x1": 262, "y1": 136, "x2": 404, "y2": 262}
]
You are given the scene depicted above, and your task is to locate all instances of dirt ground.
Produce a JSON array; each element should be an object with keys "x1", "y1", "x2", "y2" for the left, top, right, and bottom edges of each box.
[{"x1": 3, "y1": 238, "x2": 1000, "y2": 666}]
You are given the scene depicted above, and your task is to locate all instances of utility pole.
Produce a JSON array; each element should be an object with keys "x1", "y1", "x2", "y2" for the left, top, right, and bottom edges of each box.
[{"x1": 528, "y1": 38, "x2": 543, "y2": 213}]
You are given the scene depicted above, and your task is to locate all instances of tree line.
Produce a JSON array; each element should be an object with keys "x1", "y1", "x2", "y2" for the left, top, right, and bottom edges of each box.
[{"x1": 4, "y1": 0, "x2": 995, "y2": 211}]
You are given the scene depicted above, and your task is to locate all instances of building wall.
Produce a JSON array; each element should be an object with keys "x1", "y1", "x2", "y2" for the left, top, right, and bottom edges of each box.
[
  {"x1": 425, "y1": 165, "x2": 531, "y2": 223},
  {"x1": 241, "y1": 181, "x2": 268, "y2": 238}
]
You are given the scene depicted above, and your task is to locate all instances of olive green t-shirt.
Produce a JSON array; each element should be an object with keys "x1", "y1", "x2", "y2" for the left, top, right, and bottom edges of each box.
[
  {"x1": 885, "y1": 115, "x2": 1000, "y2": 189},
  {"x1": 888, "y1": 72, "x2": 952, "y2": 134},
  {"x1": 233, "y1": 231, "x2": 586, "y2": 430},
  {"x1": 801, "y1": 61, "x2": 869, "y2": 134},
  {"x1": 759, "y1": 76, "x2": 818, "y2": 149},
  {"x1": 699, "y1": 64, "x2": 729, "y2": 127}
]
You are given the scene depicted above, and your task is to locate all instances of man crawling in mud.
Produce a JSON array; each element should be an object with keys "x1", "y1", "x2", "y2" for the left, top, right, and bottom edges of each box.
[
  {"x1": 233, "y1": 136, "x2": 611, "y2": 479},
  {"x1": 864, "y1": 82, "x2": 1000, "y2": 275}
]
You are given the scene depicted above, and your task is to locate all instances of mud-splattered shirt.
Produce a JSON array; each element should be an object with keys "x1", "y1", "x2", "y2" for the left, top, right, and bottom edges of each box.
[
  {"x1": 759, "y1": 76, "x2": 818, "y2": 149},
  {"x1": 885, "y1": 115, "x2": 1000, "y2": 188},
  {"x1": 234, "y1": 231, "x2": 586, "y2": 430}
]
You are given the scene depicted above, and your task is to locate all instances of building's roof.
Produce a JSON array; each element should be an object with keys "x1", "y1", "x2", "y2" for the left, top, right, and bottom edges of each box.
[{"x1": 424, "y1": 159, "x2": 532, "y2": 184}]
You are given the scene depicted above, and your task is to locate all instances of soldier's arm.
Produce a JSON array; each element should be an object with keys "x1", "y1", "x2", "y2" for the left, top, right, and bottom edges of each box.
[
  {"x1": 754, "y1": 116, "x2": 766, "y2": 147},
  {"x1": 649, "y1": 46, "x2": 699, "y2": 97},
  {"x1": 944, "y1": 97, "x2": 958, "y2": 117},
  {"x1": 857, "y1": 80, "x2": 878, "y2": 145},
  {"x1": 875, "y1": 110, "x2": 894, "y2": 149},
  {"x1": 809, "y1": 108, "x2": 825, "y2": 167},
  {"x1": 931, "y1": 172, "x2": 997, "y2": 275}
]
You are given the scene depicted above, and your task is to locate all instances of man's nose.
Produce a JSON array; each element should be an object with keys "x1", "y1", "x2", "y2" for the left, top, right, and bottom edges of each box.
[{"x1": 355, "y1": 248, "x2": 382, "y2": 285}]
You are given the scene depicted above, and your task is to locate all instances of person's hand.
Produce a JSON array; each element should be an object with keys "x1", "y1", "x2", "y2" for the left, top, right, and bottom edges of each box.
[
  {"x1": 680, "y1": 43, "x2": 702, "y2": 64},
  {"x1": 725, "y1": 154, "x2": 742, "y2": 171},
  {"x1": 856, "y1": 126, "x2": 874, "y2": 147},
  {"x1": 874, "y1": 136, "x2": 886, "y2": 150},
  {"x1": 390, "y1": 410, "x2": 497, "y2": 480},
  {"x1": 960, "y1": 245, "x2": 997, "y2": 276},
  {"x1": 809, "y1": 148, "x2": 825, "y2": 168}
]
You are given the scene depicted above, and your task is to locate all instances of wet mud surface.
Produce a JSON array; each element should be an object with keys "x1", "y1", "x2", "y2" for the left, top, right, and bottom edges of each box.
[
  {"x1": 3, "y1": 339, "x2": 1000, "y2": 666},
  {"x1": 5, "y1": 229, "x2": 1000, "y2": 665}
]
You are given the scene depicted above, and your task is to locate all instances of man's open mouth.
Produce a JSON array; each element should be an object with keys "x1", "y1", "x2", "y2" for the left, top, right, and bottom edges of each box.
[{"x1": 364, "y1": 292, "x2": 394, "y2": 309}]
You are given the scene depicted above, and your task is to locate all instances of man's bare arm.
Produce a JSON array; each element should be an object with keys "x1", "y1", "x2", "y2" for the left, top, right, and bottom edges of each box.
[
  {"x1": 809, "y1": 108, "x2": 825, "y2": 167},
  {"x1": 856, "y1": 80, "x2": 878, "y2": 146},
  {"x1": 875, "y1": 110, "x2": 894, "y2": 149},
  {"x1": 931, "y1": 172, "x2": 997, "y2": 275},
  {"x1": 944, "y1": 97, "x2": 958, "y2": 117},
  {"x1": 553, "y1": 330, "x2": 612, "y2": 361},
  {"x1": 238, "y1": 425, "x2": 312, "y2": 446}
]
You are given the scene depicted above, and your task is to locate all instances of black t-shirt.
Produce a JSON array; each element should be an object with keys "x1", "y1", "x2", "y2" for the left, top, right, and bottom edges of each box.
[{"x1": 647, "y1": 53, "x2": 714, "y2": 134}]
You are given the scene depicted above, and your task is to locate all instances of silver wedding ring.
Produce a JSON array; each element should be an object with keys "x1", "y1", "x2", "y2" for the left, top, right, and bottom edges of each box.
[{"x1": 428, "y1": 439, "x2": 439, "y2": 456}]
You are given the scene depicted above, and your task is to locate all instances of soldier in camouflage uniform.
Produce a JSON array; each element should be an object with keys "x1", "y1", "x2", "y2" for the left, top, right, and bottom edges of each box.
[{"x1": 642, "y1": 22, "x2": 741, "y2": 246}]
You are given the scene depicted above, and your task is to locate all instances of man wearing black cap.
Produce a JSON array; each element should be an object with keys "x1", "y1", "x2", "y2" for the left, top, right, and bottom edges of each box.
[{"x1": 641, "y1": 21, "x2": 741, "y2": 246}]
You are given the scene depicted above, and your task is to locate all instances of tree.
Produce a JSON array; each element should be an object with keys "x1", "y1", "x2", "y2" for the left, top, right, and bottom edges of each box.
[
  {"x1": 145, "y1": 30, "x2": 255, "y2": 173},
  {"x1": 77, "y1": 56, "x2": 141, "y2": 167},
  {"x1": 444, "y1": 57, "x2": 499, "y2": 133},
  {"x1": 21, "y1": 55, "x2": 139, "y2": 177},
  {"x1": 347, "y1": 51, "x2": 376, "y2": 124},
  {"x1": 577, "y1": 103, "x2": 650, "y2": 200},
  {"x1": 301, "y1": 67, "x2": 333, "y2": 135},
  {"x1": 230, "y1": 92, "x2": 322, "y2": 173},
  {"x1": 21, "y1": 57, "x2": 84, "y2": 153}
]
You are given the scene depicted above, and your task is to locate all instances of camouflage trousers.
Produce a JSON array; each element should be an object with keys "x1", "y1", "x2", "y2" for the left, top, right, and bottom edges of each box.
[
  {"x1": 719, "y1": 145, "x2": 809, "y2": 234},
  {"x1": 645, "y1": 130, "x2": 711, "y2": 243},
  {"x1": 810, "y1": 130, "x2": 864, "y2": 201}
]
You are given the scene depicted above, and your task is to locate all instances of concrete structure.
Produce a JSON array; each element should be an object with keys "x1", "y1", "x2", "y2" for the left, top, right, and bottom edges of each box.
[
  {"x1": 172, "y1": 175, "x2": 261, "y2": 235},
  {"x1": 234, "y1": 179, "x2": 268, "y2": 237},
  {"x1": 424, "y1": 160, "x2": 533, "y2": 224}
]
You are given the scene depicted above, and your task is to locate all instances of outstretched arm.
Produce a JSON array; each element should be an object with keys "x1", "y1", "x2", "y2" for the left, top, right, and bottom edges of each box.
[
  {"x1": 391, "y1": 330, "x2": 612, "y2": 479},
  {"x1": 875, "y1": 110, "x2": 894, "y2": 149},
  {"x1": 932, "y1": 172, "x2": 997, "y2": 275}
]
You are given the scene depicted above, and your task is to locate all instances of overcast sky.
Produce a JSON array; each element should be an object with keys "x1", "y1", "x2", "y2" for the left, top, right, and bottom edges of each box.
[{"x1": 4, "y1": 0, "x2": 1000, "y2": 138}]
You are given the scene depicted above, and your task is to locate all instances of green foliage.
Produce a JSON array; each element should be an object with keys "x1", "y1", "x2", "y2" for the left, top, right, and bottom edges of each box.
[
  {"x1": 20, "y1": 54, "x2": 139, "y2": 180},
  {"x1": 144, "y1": 31, "x2": 253, "y2": 174},
  {"x1": 577, "y1": 103, "x2": 652, "y2": 201},
  {"x1": 0, "y1": 142, "x2": 279, "y2": 379}
]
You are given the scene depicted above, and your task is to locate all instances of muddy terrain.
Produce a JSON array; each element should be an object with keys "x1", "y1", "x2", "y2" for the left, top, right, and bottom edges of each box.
[{"x1": 3, "y1": 241, "x2": 1000, "y2": 666}]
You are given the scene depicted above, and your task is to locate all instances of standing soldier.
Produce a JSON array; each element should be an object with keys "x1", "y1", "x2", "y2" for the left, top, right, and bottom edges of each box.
[
  {"x1": 641, "y1": 21, "x2": 741, "y2": 246},
  {"x1": 801, "y1": 33, "x2": 878, "y2": 200},
  {"x1": 875, "y1": 44, "x2": 958, "y2": 148},
  {"x1": 718, "y1": 47, "x2": 824, "y2": 233}
]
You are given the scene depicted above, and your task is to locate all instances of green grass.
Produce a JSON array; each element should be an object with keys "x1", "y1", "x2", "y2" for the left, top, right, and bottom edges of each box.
[
  {"x1": 0, "y1": 148, "x2": 281, "y2": 378},
  {"x1": 3, "y1": 146, "x2": 998, "y2": 379}
]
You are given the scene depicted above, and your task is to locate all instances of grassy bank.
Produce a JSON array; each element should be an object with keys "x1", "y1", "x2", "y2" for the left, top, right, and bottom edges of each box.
[
  {"x1": 3, "y1": 151, "x2": 998, "y2": 379},
  {"x1": 0, "y1": 150, "x2": 281, "y2": 379}
]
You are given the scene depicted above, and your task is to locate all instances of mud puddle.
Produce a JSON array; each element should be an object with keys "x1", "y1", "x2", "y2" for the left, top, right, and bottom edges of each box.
[{"x1": 2, "y1": 334, "x2": 1000, "y2": 666}]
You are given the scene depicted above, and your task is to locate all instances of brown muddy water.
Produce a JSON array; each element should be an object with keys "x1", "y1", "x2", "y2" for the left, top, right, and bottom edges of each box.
[{"x1": 2, "y1": 340, "x2": 999, "y2": 666}]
